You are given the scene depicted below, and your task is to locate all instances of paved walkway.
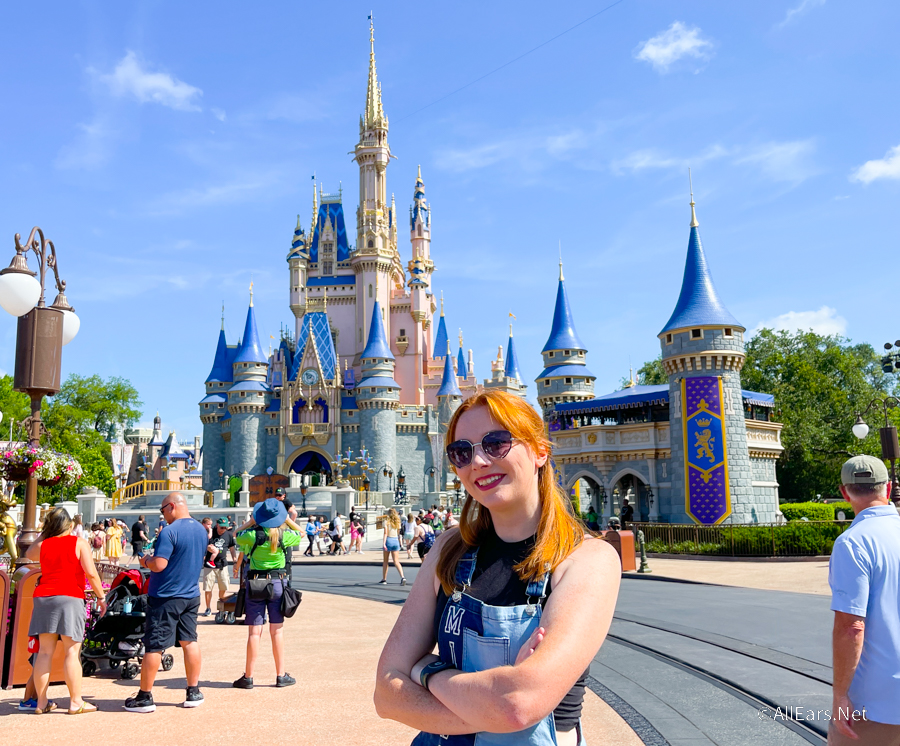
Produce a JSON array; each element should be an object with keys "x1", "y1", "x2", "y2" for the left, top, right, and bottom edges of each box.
[{"x1": 2, "y1": 590, "x2": 642, "y2": 746}]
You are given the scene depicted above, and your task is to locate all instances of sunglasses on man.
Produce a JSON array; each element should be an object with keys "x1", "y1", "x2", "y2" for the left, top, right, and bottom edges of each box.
[
  {"x1": 159, "y1": 502, "x2": 174, "y2": 515},
  {"x1": 446, "y1": 429, "x2": 517, "y2": 469}
]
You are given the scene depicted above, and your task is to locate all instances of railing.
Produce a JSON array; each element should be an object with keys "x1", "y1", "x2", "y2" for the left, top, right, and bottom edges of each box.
[
  {"x1": 110, "y1": 478, "x2": 202, "y2": 509},
  {"x1": 286, "y1": 423, "x2": 330, "y2": 441},
  {"x1": 348, "y1": 475, "x2": 366, "y2": 491},
  {"x1": 630, "y1": 521, "x2": 851, "y2": 557}
]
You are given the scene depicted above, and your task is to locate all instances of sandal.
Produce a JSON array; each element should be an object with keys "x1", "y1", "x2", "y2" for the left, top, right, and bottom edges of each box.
[
  {"x1": 34, "y1": 701, "x2": 57, "y2": 715},
  {"x1": 68, "y1": 702, "x2": 98, "y2": 715}
]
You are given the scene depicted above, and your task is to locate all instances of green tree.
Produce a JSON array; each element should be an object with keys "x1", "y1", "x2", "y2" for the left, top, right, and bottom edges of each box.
[
  {"x1": 0, "y1": 375, "x2": 31, "y2": 441},
  {"x1": 45, "y1": 374, "x2": 142, "y2": 435},
  {"x1": 740, "y1": 329, "x2": 896, "y2": 501},
  {"x1": 619, "y1": 356, "x2": 668, "y2": 388}
]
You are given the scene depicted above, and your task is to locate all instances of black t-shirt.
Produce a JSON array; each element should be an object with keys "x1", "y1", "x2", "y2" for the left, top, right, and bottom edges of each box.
[
  {"x1": 204, "y1": 529, "x2": 235, "y2": 568},
  {"x1": 432, "y1": 530, "x2": 588, "y2": 731},
  {"x1": 131, "y1": 521, "x2": 148, "y2": 544},
  {"x1": 280, "y1": 496, "x2": 293, "y2": 510},
  {"x1": 621, "y1": 504, "x2": 634, "y2": 522}
]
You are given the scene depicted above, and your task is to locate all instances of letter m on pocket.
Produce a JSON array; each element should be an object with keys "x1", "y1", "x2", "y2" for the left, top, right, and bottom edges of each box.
[{"x1": 443, "y1": 606, "x2": 465, "y2": 636}]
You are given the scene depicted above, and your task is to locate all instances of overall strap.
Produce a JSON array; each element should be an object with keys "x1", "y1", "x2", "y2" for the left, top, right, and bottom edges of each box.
[
  {"x1": 451, "y1": 547, "x2": 479, "y2": 600},
  {"x1": 525, "y1": 573, "x2": 551, "y2": 600}
]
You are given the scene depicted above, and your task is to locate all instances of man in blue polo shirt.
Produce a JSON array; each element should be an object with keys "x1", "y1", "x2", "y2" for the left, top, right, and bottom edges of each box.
[
  {"x1": 125, "y1": 492, "x2": 208, "y2": 713},
  {"x1": 828, "y1": 455, "x2": 900, "y2": 744}
]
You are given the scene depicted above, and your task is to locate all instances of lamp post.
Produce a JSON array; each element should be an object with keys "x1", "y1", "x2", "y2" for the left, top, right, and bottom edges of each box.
[
  {"x1": 380, "y1": 464, "x2": 394, "y2": 493},
  {"x1": 424, "y1": 465, "x2": 436, "y2": 495},
  {"x1": 218, "y1": 468, "x2": 225, "y2": 489},
  {"x1": 453, "y1": 476, "x2": 462, "y2": 511},
  {"x1": 598, "y1": 484, "x2": 608, "y2": 512},
  {"x1": 300, "y1": 482, "x2": 309, "y2": 517},
  {"x1": 362, "y1": 475, "x2": 370, "y2": 510},
  {"x1": 0, "y1": 228, "x2": 81, "y2": 559},
  {"x1": 852, "y1": 399, "x2": 900, "y2": 505},
  {"x1": 395, "y1": 467, "x2": 407, "y2": 504}
]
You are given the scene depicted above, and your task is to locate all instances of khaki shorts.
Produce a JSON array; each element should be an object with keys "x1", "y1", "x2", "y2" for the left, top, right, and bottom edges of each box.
[{"x1": 202, "y1": 566, "x2": 229, "y2": 593}]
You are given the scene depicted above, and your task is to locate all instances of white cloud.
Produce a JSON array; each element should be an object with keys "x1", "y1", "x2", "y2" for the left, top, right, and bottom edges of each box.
[
  {"x1": 734, "y1": 139, "x2": 818, "y2": 183},
  {"x1": 634, "y1": 22, "x2": 714, "y2": 73},
  {"x1": 96, "y1": 51, "x2": 202, "y2": 111},
  {"x1": 612, "y1": 144, "x2": 729, "y2": 172},
  {"x1": 211, "y1": 108, "x2": 227, "y2": 122},
  {"x1": 146, "y1": 172, "x2": 282, "y2": 215},
  {"x1": 776, "y1": 0, "x2": 826, "y2": 30},
  {"x1": 851, "y1": 145, "x2": 900, "y2": 184},
  {"x1": 752, "y1": 306, "x2": 847, "y2": 336}
]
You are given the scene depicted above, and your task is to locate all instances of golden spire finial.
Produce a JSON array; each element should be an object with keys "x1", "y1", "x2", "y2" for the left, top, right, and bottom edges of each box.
[
  {"x1": 458, "y1": 328, "x2": 463, "y2": 348},
  {"x1": 440, "y1": 291, "x2": 444, "y2": 316},
  {"x1": 558, "y1": 241, "x2": 564, "y2": 281},
  {"x1": 221, "y1": 302, "x2": 225, "y2": 330},
  {"x1": 249, "y1": 279, "x2": 254, "y2": 307},
  {"x1": 296, "y1": 214, "x2": 300, "y2": 230},
  {"x1": 689, "y1": 168, "x2": 698, "y2": 228},
  {"x1": 417, "y1": 164, "x2": 422, "y2": 180}
]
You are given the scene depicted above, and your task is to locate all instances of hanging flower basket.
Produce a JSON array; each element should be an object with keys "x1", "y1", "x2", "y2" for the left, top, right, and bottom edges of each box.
[{"x1": 0, "y1": 446, "x2": 84, "y2": 488}]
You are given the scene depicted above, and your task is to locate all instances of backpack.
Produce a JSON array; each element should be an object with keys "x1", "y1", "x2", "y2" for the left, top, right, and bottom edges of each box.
[
  {"x1": 422, "y1": 527, "x2": 436, "y2": 549},
  {"x1": 247, "y1": 527, "x2": 285, "y2": 561},
  {"x1": 92, "y1": 532, "x2": 103, "y2": 549}
]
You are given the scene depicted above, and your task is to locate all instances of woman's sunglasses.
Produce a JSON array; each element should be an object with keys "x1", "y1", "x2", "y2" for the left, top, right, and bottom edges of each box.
[{"x1": 446, "y1": 430, "x2": 515, "y2": 469}]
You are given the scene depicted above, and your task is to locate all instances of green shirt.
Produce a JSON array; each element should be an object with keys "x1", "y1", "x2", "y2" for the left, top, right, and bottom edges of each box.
[{"x1": 236, "y1": 528, "x2": 302, "y2": 570}]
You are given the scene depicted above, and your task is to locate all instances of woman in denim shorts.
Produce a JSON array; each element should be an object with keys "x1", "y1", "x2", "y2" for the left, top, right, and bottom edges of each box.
[{"x1": 232, "y1": 499, "x2": 302, "y2": 690}]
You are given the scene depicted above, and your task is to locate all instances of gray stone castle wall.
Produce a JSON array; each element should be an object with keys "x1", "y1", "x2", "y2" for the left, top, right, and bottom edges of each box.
[
  {"x1": 202, "y1": 420, "x2": 224, "y2": 491},
  {"x1": 361, "y1": 407, "x2": 397, "y2": 488},
  {"x1": 663, "y1": 328, "x2": 760, "y2": 524},
  {"x1": 395, "y1": 431, "x2": 431, "y2": 494},
  {"x1": 229, "y1": 411, "x2": 265, "y2": 476}
]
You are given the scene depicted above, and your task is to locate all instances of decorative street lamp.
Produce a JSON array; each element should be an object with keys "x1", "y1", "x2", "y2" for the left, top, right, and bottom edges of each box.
[
  {"x1": 647, "y1": 486, "x2": 655, "y2": 509},
  {"x1": 362, "y1": 475, "x2": 371, "y2": 510},
  {"x1": 218, "y1": 468, "x2": 225, "y2": 489},
  {"x1": 380, "y1": 464, "x2": 394, "y2": 492},
  {"x1": 0, "y1": 228, "x2": 80, "y2": 558},
  {"x1": 424, "y1": 465, "x2": 436, "y2": 494},
  {"x1": 598, "y1": 484, "x2": 608, "y2": 510},
  {"x1": 453, "y1": 476, "x2": 462, "y2": 510},
  {"x1": 852, "y1": 398, "x2": 900, "y2": 505},
  {"x1": 395, "y1": 467, "x2": 407, "y2": 504},
  {"x1": 299, "y1": 482, "x2": 309, "y2": 517}
]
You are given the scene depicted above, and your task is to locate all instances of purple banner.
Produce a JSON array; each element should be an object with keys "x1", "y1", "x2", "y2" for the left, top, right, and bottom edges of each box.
[{"x1": 682, "y1": 376, "x2": 732, "y2": 524}]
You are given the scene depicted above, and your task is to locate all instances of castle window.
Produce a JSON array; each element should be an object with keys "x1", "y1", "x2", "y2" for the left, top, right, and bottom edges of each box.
[
  {"x1": 323, "y1": 261, "x2": 333, "y2": 274},
  {"x1": 564, "y1": 350, "x2": 571, "y2": 356},
  {"x1": 691, "y1": 329, "x2": 703, "y2": 339},
  {"x1": 371, "y1": 388, "x2": 376, "y2": 393},
  {"x1": 368, "y1": 239, "x2": 374, "y2": 248},
  {"x1": 544, "y1": 380, "x2": 551, "y2": 387},
  {"x1": 240, "y1": 392, "x2": 246, "y2": 397},
  {"x1": 204, "y1": 404, "x2": 209, "y2": 409},
  {"x1": 548, "y1": 351, "x2": 555, "y2": 358},
  {"x1": 666, "y1": 333, "x2": 673, "y2": 344},
  {"x1": 369, "y1": 284, "x2": 373, "y2": 298},
  {"x1": 723, "y1": 328, "x2": 733, "y2": 338},
  {"x1": 565, "y1": 377, "x2": 572, "y2": 384},
  {"x1": 400, "y1": 328, "x2": 406, "y2": 336},
  {"x1": 578, "y1": 351, "x2": 584, "y2": 357},
  {"x1": 417, "y1": 224, "x2": 422, "y2": 237}
]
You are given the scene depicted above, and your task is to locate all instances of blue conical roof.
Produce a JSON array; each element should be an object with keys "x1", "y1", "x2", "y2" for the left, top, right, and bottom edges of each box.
[
  {"x1": 233, "y1": 303, "x2": 268, "y2": 364},
  {"x1": 457, "y1": 345, "x2": 467, "y2": 381},
  {"x1": 433, "y1": 313, "x2": 449, "y2": 359},
  {"x1": 660, "y1": 220, "x2": 742, "y2": 334},
  {"x1": 206, "y1": 329, "x2": 232, "y2": 383},
  {"x1": 361, "y1": 300, "x2": 394, "y2": 360},
  {"x1": 505, "y1": 331, "x2": 523, "y2": 382},
  {"x1": 437, "y1": 345, "x2": 462, "y2": 398},
  {"x1": 542, "y1": 273, "x2": 586, "y2": 353}
]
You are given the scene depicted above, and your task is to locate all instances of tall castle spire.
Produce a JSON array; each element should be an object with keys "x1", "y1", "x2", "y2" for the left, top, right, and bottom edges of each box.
[
  {"x1": 364, "y1": 17, "x2": 386, "y2": 131},
  {"x1": 542, "y1": 260, "x2": 587, "y2": 353},
  {"x1": 437, "y1": 342, "x2": 462, "y2": 398},
  {"x1": 505, "y1": 323, "x2": 523, "y2": 383},
  {"x1": 433, "y1": 292, "x2": 449, "y2": 359}
]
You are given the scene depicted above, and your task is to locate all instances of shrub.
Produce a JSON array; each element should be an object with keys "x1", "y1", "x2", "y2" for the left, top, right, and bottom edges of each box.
[
  {"x1": 829, "y1": 501, "x2": 855, "y2": 520},
  {"x1": 643, "y1": 522, "x2": 848, "y2": 556},
  {"x1": 779, "y1": 502, "x2": 835, "y2": 522}
]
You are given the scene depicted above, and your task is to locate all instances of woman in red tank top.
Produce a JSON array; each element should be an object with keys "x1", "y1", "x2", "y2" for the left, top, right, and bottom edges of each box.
[{"x1": 25, "y1": 507, "x2": 107, "y2": 714}]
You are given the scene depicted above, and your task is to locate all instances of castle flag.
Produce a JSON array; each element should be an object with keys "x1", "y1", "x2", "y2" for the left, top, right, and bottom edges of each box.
[{"x1": 682, "y1": 376, "x2": 732, "y2": 524}]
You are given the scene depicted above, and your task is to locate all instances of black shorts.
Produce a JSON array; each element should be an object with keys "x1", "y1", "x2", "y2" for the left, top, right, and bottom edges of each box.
[{"x1": 145, "y1": 596, "x2": 200, "y2": 652}]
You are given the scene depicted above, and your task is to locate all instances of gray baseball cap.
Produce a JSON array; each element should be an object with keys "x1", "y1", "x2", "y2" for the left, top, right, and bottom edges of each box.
[{"x1": 841, "y1": 455, "x2": 889, "y2": 485}]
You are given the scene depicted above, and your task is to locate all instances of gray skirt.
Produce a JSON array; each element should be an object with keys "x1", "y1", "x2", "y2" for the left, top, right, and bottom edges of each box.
[{"x1": 29, "y1": 595, "x2": 87, "y2": 642}]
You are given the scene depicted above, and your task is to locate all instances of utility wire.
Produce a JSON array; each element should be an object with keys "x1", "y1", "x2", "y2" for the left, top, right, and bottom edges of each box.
[{"x1": 396, "y1": 0, "x2": 630, "y2": 123}]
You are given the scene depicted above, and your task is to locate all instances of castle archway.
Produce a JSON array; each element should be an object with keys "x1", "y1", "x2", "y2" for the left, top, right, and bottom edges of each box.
[
  {"x1": 285, "y1": 446, "x2": 333, "y2": 485},
  {"x1": 564, "y1": 469, "x2": 603, "y2": 521},
  {"x1": 608, "y1": 466, "x2": 652, "y2": 522}
]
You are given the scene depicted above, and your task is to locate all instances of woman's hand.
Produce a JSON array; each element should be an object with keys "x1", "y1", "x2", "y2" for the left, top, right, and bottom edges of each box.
[
  {"x1": 409, "y1": 653, "x2": 441, "y2": 686},
  {"x1": 96, "y1": 597, "x2": 108, "y2": 616},
  {"x1": 514, "y1": 626, "x2": 545, "y2": 666}
]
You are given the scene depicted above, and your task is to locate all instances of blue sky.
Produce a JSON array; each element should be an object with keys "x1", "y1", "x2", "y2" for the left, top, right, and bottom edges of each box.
[{"x1": 2, "y1": 1, "x2": 899, "y2": 440}]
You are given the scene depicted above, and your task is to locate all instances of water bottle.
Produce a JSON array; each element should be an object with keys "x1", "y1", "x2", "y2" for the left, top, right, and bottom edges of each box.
[{"x1": 123, "y1": 598, "x2": 133, "y2": 614}]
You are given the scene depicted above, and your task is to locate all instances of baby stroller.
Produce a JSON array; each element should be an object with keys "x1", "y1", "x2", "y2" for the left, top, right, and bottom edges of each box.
[{"x1": 81, "y1": 568, "x2": 174, "y2": 680}]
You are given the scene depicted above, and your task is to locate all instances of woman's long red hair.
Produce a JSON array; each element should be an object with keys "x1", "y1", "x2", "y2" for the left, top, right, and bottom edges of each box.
[{"x1": 435, "y1": 390, "x2": 584, "y2": 595}]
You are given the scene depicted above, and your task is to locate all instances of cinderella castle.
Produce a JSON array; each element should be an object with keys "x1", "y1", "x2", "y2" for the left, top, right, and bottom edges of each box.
[
  {"x1": 199, "y1": 22, "x2": 526, "y2": 498},
  {"x1": 198, "y1": 22, "x2": 783, "y2": 525}
]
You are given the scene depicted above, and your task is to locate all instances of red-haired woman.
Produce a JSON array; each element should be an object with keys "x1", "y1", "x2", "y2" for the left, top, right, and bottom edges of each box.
[{"x1": 374, "y1": 390, "x2": 620, "y2": 745}]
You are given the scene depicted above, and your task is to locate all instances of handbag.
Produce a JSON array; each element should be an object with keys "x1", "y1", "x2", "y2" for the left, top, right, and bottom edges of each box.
[
  {"x1": 234, "y1": 585, "x2": 246, "y2": 617},
  {"x1": 280, "y1": 586, "x2": 303, "y2": 618},
  {"x1": 248, "y1": 577, "x2": 274, "y2": 601}
]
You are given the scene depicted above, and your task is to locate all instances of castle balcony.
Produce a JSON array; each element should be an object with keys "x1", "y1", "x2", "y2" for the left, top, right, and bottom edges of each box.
[{"x1": 287, "y1": 422, "x2": 331, "y2": 446}]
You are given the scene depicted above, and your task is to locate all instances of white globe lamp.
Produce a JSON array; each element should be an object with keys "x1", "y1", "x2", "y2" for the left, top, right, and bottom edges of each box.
[
  {"x1": 61, "y1": 309, "x2": 81, "y2": 345},
  {"x1": 852, "y1": 416, "x2": 870, "y2": 440},
  {"x1": 0, "y1": 270, "x2": 41, "y2": 317}
]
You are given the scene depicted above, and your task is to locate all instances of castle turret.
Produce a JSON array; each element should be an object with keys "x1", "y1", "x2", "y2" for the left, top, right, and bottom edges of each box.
[
  {"x1": 356, "y1": 299, "x2": 399, "y2": 489},
  {"x1": 659, "y1": 191, "x2": 760, "y2": 524},
  {"x1": 535, "y1": 261, "x2": 595, "y2": 415},
  {"x1": 199, "y1": 317, "x2": 231, "y2": 489},
  {"x1": 227, "y1": 289, "x2": 271, "y2": 476},
  {"x1": 433, "y1": 295, "x2": 449, "y2": 359},
  {"x1": 483, "y1": 323, "x2": 527, "y2": 398},
  {"x1": 456, "y1": 330, "x2": 467, "y2": 381},
  {"x1": 288, "y1": 211, "x2": 309, "y2": 325},
  {"x1": 436, "y1": 342, "x2": 463, "y2": 488}
]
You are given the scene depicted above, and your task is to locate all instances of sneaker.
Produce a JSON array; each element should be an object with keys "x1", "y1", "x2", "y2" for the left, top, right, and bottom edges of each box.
[
  {"x1": 183, "y1": 686, "x2": 204, "y2": 708},
  {"x1": 124, "y1": 690, "x2": 156, "y2": 713},
  {"x1": 18, "y1": 698, "x2": 38, "y2": 712},
  {"x1": 232, "y1": 674, "x2": 254, "y2": 689},
  {"x1": 276, "y1": 673, "x2": 296, "y2": 687},
  {"x1": 205, "y1": 561, "x2": 216, "y2": 568},
  {"x1": 202, "y1": 608, "x2": 212, "y2": 617},
  {"x1": 378, "y1": 579, "x2": 387, "y2": 584},
  {"x1": 400, "y1": 577, "x2": 408, "y2": 586}
]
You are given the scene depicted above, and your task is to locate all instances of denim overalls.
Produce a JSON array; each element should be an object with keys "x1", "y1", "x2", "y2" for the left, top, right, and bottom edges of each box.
[{"x1": 413, "y1": 547, "x2": 572, "y2": 745}]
